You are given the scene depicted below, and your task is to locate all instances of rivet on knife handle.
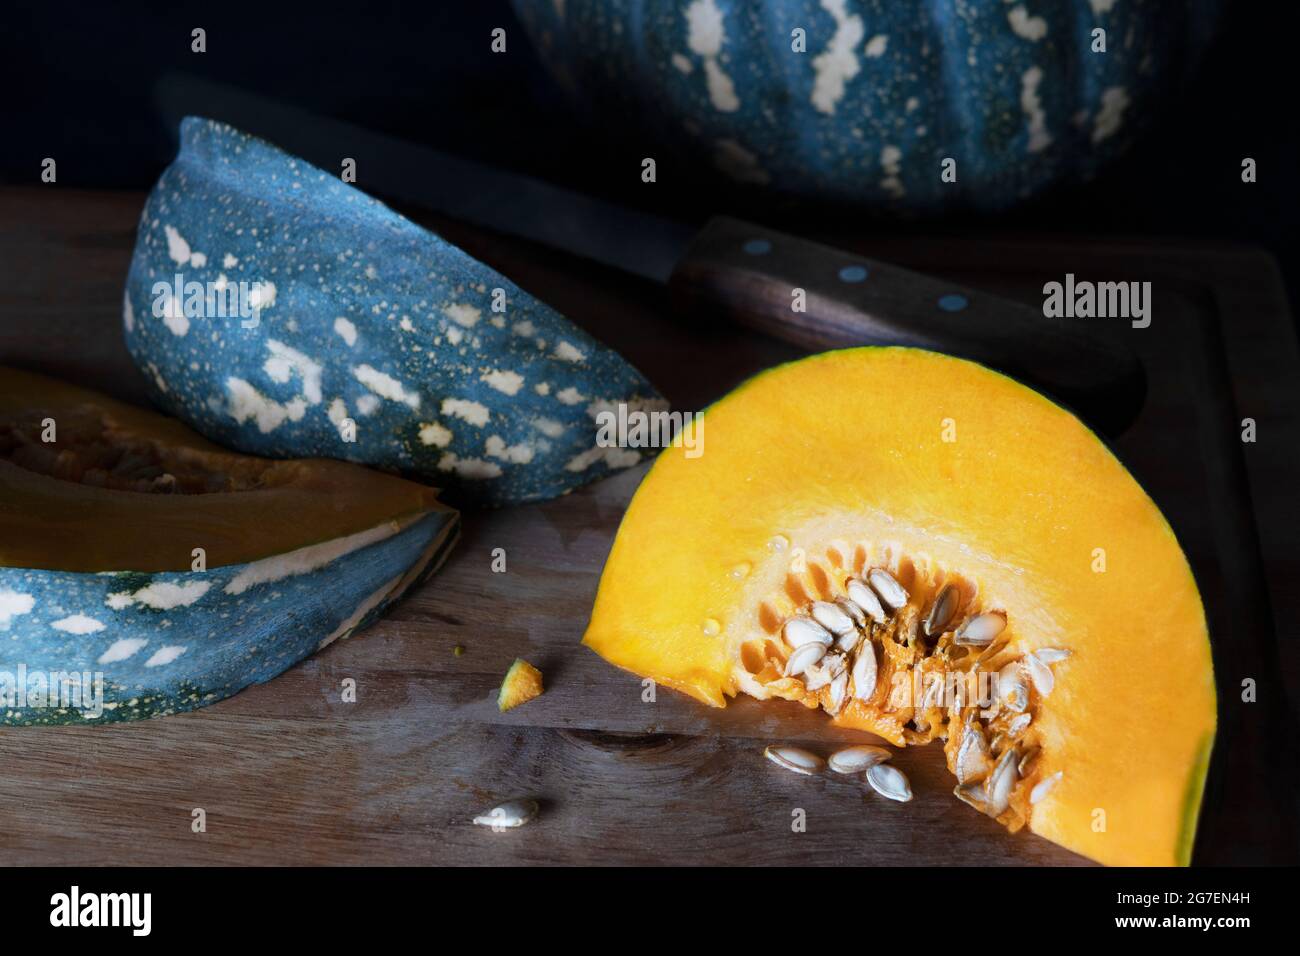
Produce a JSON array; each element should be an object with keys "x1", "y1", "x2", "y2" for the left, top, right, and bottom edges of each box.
[{"x1": 668, "y1": 216, "x2": 1145, "y2": 436}]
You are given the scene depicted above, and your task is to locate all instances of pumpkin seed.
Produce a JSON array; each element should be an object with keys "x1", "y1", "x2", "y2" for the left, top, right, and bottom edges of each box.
[
  {"x1": 1025, "y1": 653, "x2": 1055, "y2": 697},
  {"x1": 846, "y1": 578, "x2": 887, "y2": 624},
  {"x1": 1003, "y1": 682, "x2": 1029, "y2": 713},
  {"x1": 868, "y1": 568, "x2": 909, "y2": 610},
  {"x1": 803, "y1": 650, "x2": 846, "y2": 691},
  {"x1": 924, "y1": 584, "x2": 958, "y2": 636},
  {"x1": 986, "y1": 748, "x2": 1019, "y2": 816},
  {"x1": 1030, "y1": 770, "x2": 1063, "y2": 804},
  {"x1": 827, "y1": 745, "x2": 891, "y2": 774},
  {"x1": 866, "y1": 763, "x2": 913, "y2": 802},
  {"x1": 764, "y1": 744, "x2": 825, "y2": 776},
  {"x1": 785, "y1": 640, "x2": 827, "y2": 677},
  {"x1": 1034, "y1": 647, "x2": 1071, "y2": 664},
  {"x1": 784, "y1": 616, "x2": 833, "y2": 649},
  {"x1": 827, "y1": 671, "x2": 848, "y2": 713},
  {"x1": 811, "y1": 600, "x2": 856, "y2": 637},
  {"x1": 954, "y1": 611, "x2": 1006, "y2": 647},
  {"x1": 851, "y1": 639, "x2": 878, "y2": 700},
  {"x1": 835, "y1": 597, "x2": 867, "y2": 628},
  {"x1": 835, "y1": 629, "x2": 860, "y2": 652},
  {"x1": 953, "y1": 782, "x2": 990, "y2": 812},
  {"x1": 1006, "y1": 713, "x2": 1033, "y2": 737},
  {"x1": 977, "y1": 636, "x2": 1010, "y2": 663},
  {"x1": 1017, "y1": 744, "x2": 1041, "y2": 775},
  {"x1": 473, "y1": 798, "x2": 539, "y2": 829},
  {"x1": 955, "y1": 724, "x2": 993, "y2": 784}
]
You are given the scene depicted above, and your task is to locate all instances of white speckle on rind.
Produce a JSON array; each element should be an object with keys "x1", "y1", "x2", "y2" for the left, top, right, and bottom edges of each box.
[
  {"x1": 485, "y1": 436, "x2": 535, "y2": 464},
  {"x1": 565, "y1": 446, "x2": 641, "y2": 472},
  {"x1": 436, "y1": 453, "x2": 503, "y2": 479},
  {"x1": 418, "y1": 421, "x2": 453, "y2": 447},
  {"x1": 444, "y1": 303, "x2": 481, "y2": 328},
  {"x1": 355, "y1": 394, "x2": 380, "y2": 416},
  {"x1": 864, "y1": 34, "x2": 888, "y2": 57},
  {"x1": 328, "y1": 398, "x2": 349, "y2": 427},
  {"x1": 164, "y1": 225, "x2": 191, "y2": 265},
  {"x1": 552, "y1": 340, "x2": 586, "y2": 363},
  {"x1": 222, "y1": 253, "x2": 238, "y2": 268},
  {"x1": 556, "y1": 387, "x2": 585, "y2": 405},
  {"x1": 105, "y1": 592, "x2": 134, "y2": 611},
  {"x1": 671, "y1": 52, "x2": 693, "y2": 74},
  {"x1": 880, "y1": 144, "x2": 905, "y2": 198},
  {"x1": 810, "y1": 0, "x2": 865, "y2": 115},
  {"x1": 98, "y1": 637, "x2": 148, "y2": 664},
  {"x1": 1020, "y1": 66, "x2": 1053, "y2": 153},
  {"x1": 512, "y1": 320, "x2": 537, "y2": 337},
  {"x1": 224, "y1": 519, "x2": 407, "y2": 596},
  {"x1": 531, "y1": 417, "x2": 566, "y2": 439},
  {"x1": 264, "y1": 339, "x2": 323, "y2": 404},
  {"x1": 1089, "y1": 0, "x2": 1117, "y2": 13},
  {"x1": 441, "y1": 398, "x2": 491, "y2": 427},
  {"x1": 684, "y1": 0, "x2": 739, "y2": 112},
  {"x1": 0, "y1": 590, "x2": 35, "y2": 628},
  {"x1": 352, "y1": 365, "x2": 421, "y2": 409},
  {"x1": 157, "y1": 286, "x2": 189, "y2": 337},
  {"x1": 52, "y1": 614, "x2": 106, "y2": 635},
  {"x1": 482, "y1": 369, "x2": 525, "y2": 396},
  {"x1": 123, "y1": 292, "x2": 134, "y2": 333},
  {"x1": 333, "y1": 316, "x2": 358, "y2": 346},
  {"x1": 189, "y1": 251, "x2": 207, "y2": 268},
  {"x1": 131, "y1": 581, "x2": 211, "y2": 610},
  {"x1": 1007, "y1": 6, "x2": 1048, "y2": 42},
  {"x1": 144, "y1": 645, "x2": 188, "y2": 667},
  {"x1": 713, "y1": 139, "x2": 771, "y2": 185},
  {"x1": 1092, "y1": 86, "x2": 1130, "y2": 143},
  {"x1": 225, "y1": 377, "x2": 303, "y2": 433}
]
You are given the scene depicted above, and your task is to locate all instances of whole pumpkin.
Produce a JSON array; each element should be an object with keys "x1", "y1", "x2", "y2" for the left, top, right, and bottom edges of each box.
[{"x1": 511, "y1": 0, "x2": 1221, "y2": 211}]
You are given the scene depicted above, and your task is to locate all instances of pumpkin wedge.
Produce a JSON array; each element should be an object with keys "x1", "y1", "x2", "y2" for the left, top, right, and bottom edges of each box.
[
  {"x1": 0, "y1": 367, "x2": 458, "y2": 723},
  {"x1": 585, "y1": 348, "x2": 1216, "y2": 866}
]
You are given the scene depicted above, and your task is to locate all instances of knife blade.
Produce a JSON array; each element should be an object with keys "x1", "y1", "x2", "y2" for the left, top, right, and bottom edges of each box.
[{"x1": 154, "y1": 73, "x2": 1145, "y2": 434}]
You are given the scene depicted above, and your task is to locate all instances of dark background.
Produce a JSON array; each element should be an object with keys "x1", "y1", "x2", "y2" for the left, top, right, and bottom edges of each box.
[{"x1": 3, "y1": 0, "x2": 1297, "y2": 323}]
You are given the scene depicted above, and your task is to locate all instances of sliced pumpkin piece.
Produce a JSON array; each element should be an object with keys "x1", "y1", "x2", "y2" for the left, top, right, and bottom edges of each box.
[
  {"x1": 585, "y1": 348, "x2": 1216, "y2": 867},
  {"x1": 498, "y1": 658, "x2": 544, "y2": 712},
  {"x1": 0, "y1": 366, "x2": 459, "y2": 723}
]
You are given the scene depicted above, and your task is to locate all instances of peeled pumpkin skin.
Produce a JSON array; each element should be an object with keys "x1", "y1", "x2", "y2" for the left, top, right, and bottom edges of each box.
[{"x1": 585, "y1": 348, "x2": 1216, "y2": 867}]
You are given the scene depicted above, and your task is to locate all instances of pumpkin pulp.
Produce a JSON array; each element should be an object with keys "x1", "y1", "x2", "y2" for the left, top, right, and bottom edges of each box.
[{"x1": 1, "y1": 367, "x2": 449, "y2": 572}]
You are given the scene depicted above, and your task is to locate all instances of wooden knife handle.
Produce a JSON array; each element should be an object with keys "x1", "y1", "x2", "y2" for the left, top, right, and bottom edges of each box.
[{"x1": 669, "y1": 216, "x2": 1145, "y2": 435}]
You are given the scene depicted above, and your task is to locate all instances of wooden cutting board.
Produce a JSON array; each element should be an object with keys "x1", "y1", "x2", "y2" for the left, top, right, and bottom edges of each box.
[{"x1": 1, "y1": 187, "x2": 1296, "y2": 865}]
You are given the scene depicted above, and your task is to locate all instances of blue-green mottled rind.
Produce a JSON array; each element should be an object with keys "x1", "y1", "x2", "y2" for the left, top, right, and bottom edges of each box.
[
  {"x1": 512, "y1": 0, "x2": 1221, "y2": 211},
  {"x1": 0, "y1": 512, "x2": 457, "y2": 724},
  {"x1": 124, "y1": 118, "x2": 662, "y2": 508}
]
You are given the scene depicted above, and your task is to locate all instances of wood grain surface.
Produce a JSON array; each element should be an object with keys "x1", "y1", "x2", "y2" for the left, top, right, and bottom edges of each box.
[{"x1": 1, "y1": 188, "x2": 1296, "y2": 865}]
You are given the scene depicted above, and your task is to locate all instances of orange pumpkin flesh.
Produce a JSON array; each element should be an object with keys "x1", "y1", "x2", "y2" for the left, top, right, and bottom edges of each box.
[
  {"x1": 498, "y1": 658, "x2": 544, "y2": 712},
  {"x1": 585, "y1": 348, "x2": 1216, "y2": 866}
]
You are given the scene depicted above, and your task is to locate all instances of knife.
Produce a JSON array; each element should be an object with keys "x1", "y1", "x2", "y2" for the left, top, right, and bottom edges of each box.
[{"x1": 155, "y1": 74, "x2": 1144, "y2": 435}]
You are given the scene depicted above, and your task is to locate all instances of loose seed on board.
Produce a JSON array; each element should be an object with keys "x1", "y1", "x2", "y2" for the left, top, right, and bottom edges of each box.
[
  {"x1": 846, "y1": 578, "x2": 887, "y2": 624},
  {"x1": 851, "y1": 639, "x2": 878, "y2": 700},
  {"x1": 866, "y1": 763, "x2": 913, "y2": 802},
  {"x1": 986, "y1": 748, "x2": 1019, "y2": 816},
  {"x1": 473, "y1": 799, "x2": 539, "y2": 830},
  {"x1": 764, "y1": 744, "x2": 825, "y2": 776},
  {"x1": 924, "y1": 584, "x2": 958, "y2": 637},
  {"x1": 784, "y1": 617, "x2": 833, "y2": 649},
  {"x1": 785, "y1": 640, "x2": 827, "y2": 677},
  {"x1": 1026, "y1": 653, "x2": 1055, "y2": 697},
  {"x1": 811, "y1": 600, "x2": 856, "y2": 637},
  {"x1": 868, "y1": 568, "x2": 909, "y2": 611},
  {"x1": 954, "y1": 611, "x2": 1007, "y2": 647},
  {"x1": 1030, "y1": 771, "x2": 1064, "y2": 804},
  {"x1": 828, "y1": 745, "x2": 891, "y2": 774},
  {"x1": 1035, "y1": 647, "x2": 1071, "y2": 664}
]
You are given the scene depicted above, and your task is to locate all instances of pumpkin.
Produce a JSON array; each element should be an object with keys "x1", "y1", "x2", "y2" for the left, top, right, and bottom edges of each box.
[
  {"x1": 512, "y1": 0, "x2": 1221, "y2": 210},
  {"x1": 0, "y1": 367, "x2": 458, "y2": 723},
  {"x1": 124, "y1": 118, "x2": 663, "y2": 507},
  {"x1": 498, "y1": 658, "x2": 545, "y2": 711},
  {"x1": 584, "y1": 348, "x2": 1216, "y2": 865}
]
